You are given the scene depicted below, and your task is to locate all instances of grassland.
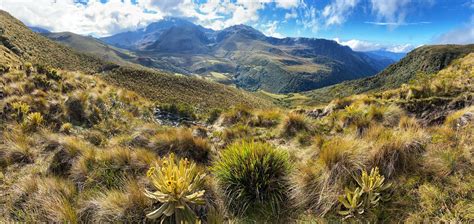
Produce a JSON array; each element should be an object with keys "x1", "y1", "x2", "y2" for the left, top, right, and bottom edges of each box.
[{"x1": 1, "y1": 49, "x2": 473, "y2": 223}]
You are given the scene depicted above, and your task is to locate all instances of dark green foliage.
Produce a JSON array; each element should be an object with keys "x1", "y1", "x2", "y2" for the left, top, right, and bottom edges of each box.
[{"x1": 213, "y1": 140, "x2": 291, "y2": 219}]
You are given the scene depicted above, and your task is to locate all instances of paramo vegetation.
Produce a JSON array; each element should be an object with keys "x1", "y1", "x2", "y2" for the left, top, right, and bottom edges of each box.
[{"x1": 1, "y1": 52, "x2": 473, "y2": 223}]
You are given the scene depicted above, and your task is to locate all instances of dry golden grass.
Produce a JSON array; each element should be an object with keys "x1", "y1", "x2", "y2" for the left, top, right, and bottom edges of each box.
[{"x1": 149, "y1": 128, "x2": 211, "y2": 164}]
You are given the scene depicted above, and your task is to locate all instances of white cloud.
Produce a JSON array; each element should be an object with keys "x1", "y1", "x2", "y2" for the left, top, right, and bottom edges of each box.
[
  {"x1": 274, "y1": 0, "x2": 301, "y2": 9},
  {"x1": 369, "y1": 0, "x2": 410, "y2": 25},
  {"x1": 435, "y1": 16, "x2": 474, "y2": 45},
  {"x1": 261, "y1": 21, "x2": 284, "y2": 38},
  {"x1": 334, "y1": 38, "x2": 415, "y2": 53},
  {"x1": 0, "y1": 0, "x2": 162, "y2": 37},
  {"x1": 298, "y1": 4, "x2": 319, "y2": 33},
  {"x1": 333, "y1": 38, "x2": 382, "y2": 51},
  {"x1": 321, "y1": 0, "x2": 358, "y2": 26},
  {"x1": 285, "y1": 9, "x2": 298, "y2": 20},
  {"x1": 386, "y1": 44, "x2": 414, "y2": 53},
  {"x1": 369, "y1": 0, "x2": 434, "y2": 27}
]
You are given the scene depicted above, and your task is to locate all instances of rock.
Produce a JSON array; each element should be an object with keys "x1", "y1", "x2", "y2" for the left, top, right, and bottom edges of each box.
[
  {"x1": 456, "y1": 112, "x2": 474, "y2": 128},
  {"x1": 153, "y1": 107, "x2": 198, "y2": 127},
  {"x1": 306, "y1": 108, "x2": 328, "y2": 119}
]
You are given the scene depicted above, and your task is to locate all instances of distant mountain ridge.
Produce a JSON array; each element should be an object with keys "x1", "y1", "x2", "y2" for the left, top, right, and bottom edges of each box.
[
  {"x1": 0, "y1": 10, "x2": 273, "y2": 110},
  {"x1": 98, "y1": 17, "x2": 395, "y2": 93},
  {"x1": 301, "y1": 44, "x2": 474, "y2": 105}
]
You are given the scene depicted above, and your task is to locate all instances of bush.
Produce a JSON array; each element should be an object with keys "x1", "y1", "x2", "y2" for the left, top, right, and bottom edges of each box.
[
  {"x1": 213, "y1": 140, "x2": 291, "y2": 219},
  {"x1": 280, "y1": 112, "x2": 309, "y2": 138},
  {"x1": 145, "y1": 154, "x2": 206, "y2": 223}
]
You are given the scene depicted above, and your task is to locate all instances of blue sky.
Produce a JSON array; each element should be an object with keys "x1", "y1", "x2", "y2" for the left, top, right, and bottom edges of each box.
[{"x1": 1, "y1": 0, "x2": 473, "y2": 52}]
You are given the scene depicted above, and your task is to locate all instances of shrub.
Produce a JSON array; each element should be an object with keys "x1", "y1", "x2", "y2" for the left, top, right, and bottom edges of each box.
[
  {"x1": 145, "y1": 154, "x2": 206, "y2": 223},
  {"x1": 150, "y1": 128, "x2": 211, "y2": 164},
  {"x1": 213, "y1": 141, "x2": 291, "y2": 219},
  {"x1": 21, "y1": 112, "x2": 44, "y2": 132},
  {"x1": 280, "y1": 112, "x2": 309, "y2": 138}
]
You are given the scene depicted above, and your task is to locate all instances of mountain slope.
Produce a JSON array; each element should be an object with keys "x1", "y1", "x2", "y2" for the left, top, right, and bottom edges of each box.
[
  {"x1": 101, "y1": 19, "x2": 391, "y2": 93},
  {"x1": 0, "y1": 10, "x2": 273, "y2": 110},
  {"x1": 42, "y1": 32, "x2": 138, "y2": 66},
  {"x1": 300, "y1": 44, "x2": 474, "y2": 105},
  {"x1": 0, "y1": 11, "x2": 108, "y2": 73}
]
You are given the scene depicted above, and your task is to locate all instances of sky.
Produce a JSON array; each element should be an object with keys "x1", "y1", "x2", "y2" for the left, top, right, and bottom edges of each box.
[{"x1": 0, "y1": 0, "x2": 473, "y2": 53}]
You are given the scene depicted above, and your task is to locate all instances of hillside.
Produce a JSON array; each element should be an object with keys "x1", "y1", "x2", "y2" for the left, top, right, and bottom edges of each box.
[
  {"x1": 100, "y1": 18, "x2": 393, "y2": 93},
  {"x1": 0, "y1": 10, "x2": 273, "y2": 110},
  {"x1": 300, "y1": 44, "x2": 474, "y2": 105},
  {"x1": 42, "y1": 32, "x2": 138, "y2": 66},
  {"x1": 0, "y1": 11, "x2": 107, "y2": 73},
  {"x1": 1, "y1": 45, "x2": 473, "y2": 223}
]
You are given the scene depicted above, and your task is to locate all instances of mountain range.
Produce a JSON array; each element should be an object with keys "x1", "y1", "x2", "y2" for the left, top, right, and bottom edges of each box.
[
  {"x1": 100, "y1": 17, "x2": 399, "y2": 93},
  {"x1": 32, "y1": 17, "x2": 401, "y2": 93}
]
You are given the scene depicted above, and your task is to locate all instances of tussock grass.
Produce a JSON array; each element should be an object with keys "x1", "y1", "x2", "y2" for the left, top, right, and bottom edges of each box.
[
  {"x1": 220, "y1": 104, "x2": 252, "y2": 125},
  {"x1": 280, "y1": 112, "x2": 310, "y2": 138},
  {"x1": 80, "y1": 180, "x2": 151, "y2": 223},
  {"x1": 213, "y1": 140, "x2": 291, "y2": 220},
  {"x1": 369, "y1": 127, "x2": 427, "y2": 178},
  {"x1": 11, "y1": 176, "x2": 78, "y2": 223},
  {"x1": 250, "y1": 109, "x2": 282, "y2": 127},
  {"x1": 149, "y1": 128, "x2": 211, "y2": 164}
]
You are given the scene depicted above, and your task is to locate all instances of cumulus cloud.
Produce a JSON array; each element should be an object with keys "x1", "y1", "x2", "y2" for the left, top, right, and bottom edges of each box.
[
  {"x1": 0, "y1": 0, "x2": 162, "y2": 37},
  {"x1": 321, "y1": 0, "x2": 359, "y2": 26},
  {"x1": 334, "y1": 38, "x2": 415, "y2": 52}
]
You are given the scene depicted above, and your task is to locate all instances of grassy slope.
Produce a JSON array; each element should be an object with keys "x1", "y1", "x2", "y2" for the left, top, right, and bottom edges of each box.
[
  {"x1": 42, "y1": 32, "x2": 138, "y2": 66},
  {"x1": 1, "y1": 53, "x2": 472, "y2": 223},
  {"x1": 300, "y1": 44, "x2": 474, "y2": 106},
  {"x1": 0, "y1": 10, "x2": 273, "y2": 110}
]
